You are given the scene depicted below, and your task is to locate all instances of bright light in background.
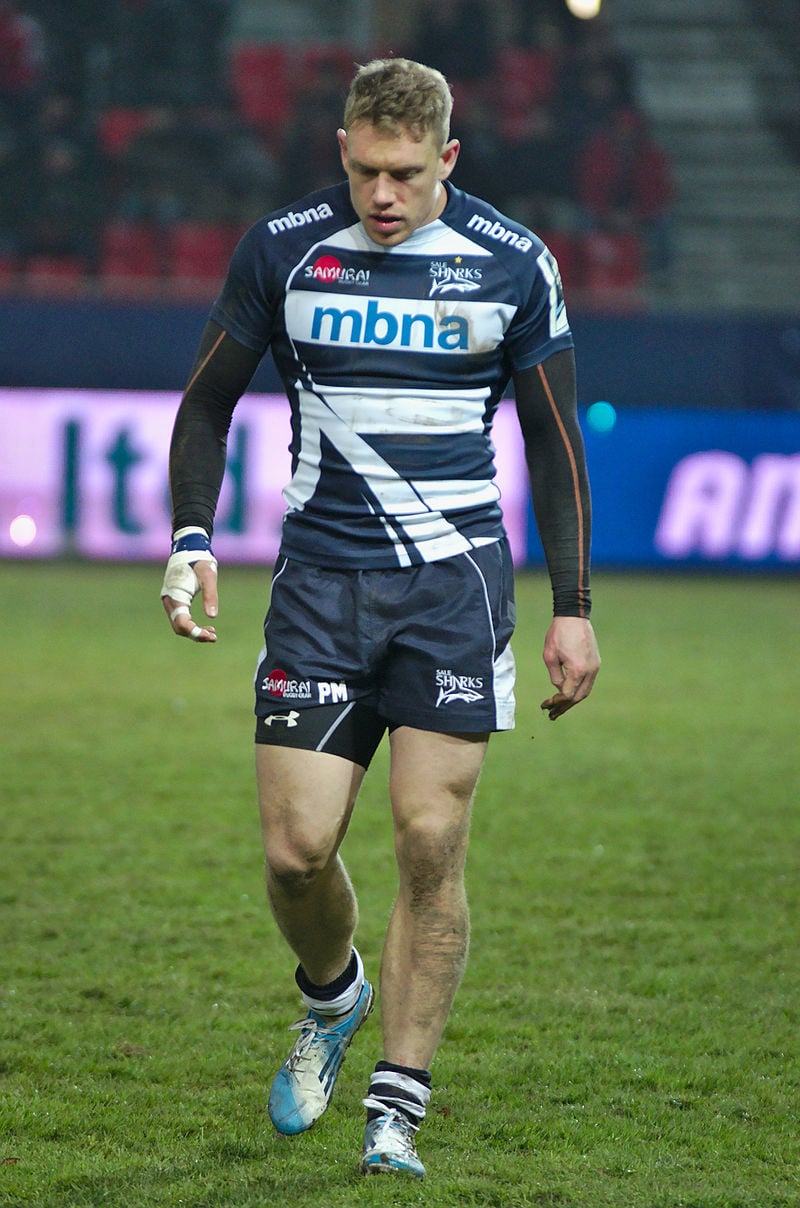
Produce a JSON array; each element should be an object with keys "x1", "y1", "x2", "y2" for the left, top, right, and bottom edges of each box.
[
  {"x1": 9, "y1": 514, "x2": 38, "y2": 547},
  {"x1": 586, "y1": 401, "x2": 617, "y2": 433},
  {"x1": 565, "y1": 0, "x2": 602, "y2": 18}
]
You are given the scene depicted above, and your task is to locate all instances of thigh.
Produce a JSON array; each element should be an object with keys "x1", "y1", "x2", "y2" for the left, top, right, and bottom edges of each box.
[
  {"x1": 256, "y1": 743, "x2": 366, "y2": 868},
  {"x1": 388, "y1": 726, "x2": 489, "y2": 872}
]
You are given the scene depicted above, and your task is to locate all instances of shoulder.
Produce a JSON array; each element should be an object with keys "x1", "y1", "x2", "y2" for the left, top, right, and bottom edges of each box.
[
  {"x1": 441, "y1": 184, "x2": 548, "y2": 263},
  {"x1": 439, "y1": 184, "x2": 565, "y2": 317},
  {"x1": 232, "y1": 181, "x2": 355, "y2": 266}
]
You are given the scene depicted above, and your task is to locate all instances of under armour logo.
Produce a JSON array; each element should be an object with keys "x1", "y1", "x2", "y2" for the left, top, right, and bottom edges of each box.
[{"x1": 263, "y1": 711, "x2": 300, "y2": 728}]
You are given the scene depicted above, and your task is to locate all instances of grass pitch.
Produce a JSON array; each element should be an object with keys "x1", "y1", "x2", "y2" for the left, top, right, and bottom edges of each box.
[{"x1": 1, "y1": 562, "x2": 798, "y2": 1207}]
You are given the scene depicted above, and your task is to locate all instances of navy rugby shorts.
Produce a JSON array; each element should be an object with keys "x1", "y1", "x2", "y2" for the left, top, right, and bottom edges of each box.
[{"x1": 254, "y1": 539, "x2": 517, "y2": 768}]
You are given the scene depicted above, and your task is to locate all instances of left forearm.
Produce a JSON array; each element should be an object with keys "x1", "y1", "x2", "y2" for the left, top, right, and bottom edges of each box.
[{"x1": 514, "y1": 351, "x2": 592, "y2": 618}]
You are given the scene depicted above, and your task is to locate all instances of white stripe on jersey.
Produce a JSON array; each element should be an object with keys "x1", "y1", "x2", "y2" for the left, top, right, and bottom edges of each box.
[
  {"x1": 536, "y1": 247, "x2": 570, "y2": 340},
  {"x1": 409, "y1": 480, "x2": 499, "y2": 513},
  {"x1": 305, "y1": 383, "x2": 492, "y2": 435},
  {"x1": 321, "y1": 218, "x2": 495, "y2": 259},
  {"x1": 283, "y1": 386, "x2": 497, "y2": 561}
]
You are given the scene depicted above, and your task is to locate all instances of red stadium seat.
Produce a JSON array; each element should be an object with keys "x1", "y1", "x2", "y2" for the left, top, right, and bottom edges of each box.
[
  {"x1": 167, "y1": 222, "x2": 238, "y2": 283},
  {"x1": 100, "y1": 220, "x2": 163, "y2": 281},
  {"x1": 0, "y1": 253, "x2": 20, "y2": 284},
  {"x1": 24, "y1": 255, "x2": 89, "y2": 294},
  {"x1": 230, "y1": 43, "x2": 292, "y2": 149},
  {"x1": 537, "y1": 229, "x2": 584, "y2": 293},
  {"x1": 97, "y1": 107, "x2": 155, "y2": 158},
  {"x1": 495, "y1": 46, "x2": 557, "y2": 140},
  {"x1": 581, "y1": 230, "x2": 643, "y2": 307}
]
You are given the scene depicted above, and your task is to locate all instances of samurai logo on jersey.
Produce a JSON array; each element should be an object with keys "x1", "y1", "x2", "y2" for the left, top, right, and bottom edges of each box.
[
  {"x1": 304, "y1": 255, "x2": 371, "y2": 287},
  {"x1": 428, "y1": 258, "x2": 483, "y2": 297},
  {"x1": 435, "y1": 669, "x2": 485, "y2": 707}
]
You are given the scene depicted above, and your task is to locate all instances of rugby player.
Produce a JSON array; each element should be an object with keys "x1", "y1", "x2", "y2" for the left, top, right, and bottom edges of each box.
[{"x1": 161, "y1": 56, "x2": 600, "y2": 1179}]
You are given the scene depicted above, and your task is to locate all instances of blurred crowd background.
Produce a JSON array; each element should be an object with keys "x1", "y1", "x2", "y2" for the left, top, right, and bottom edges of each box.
[{"x1": 0, "y1": 0, "x2": 798, "y2": 309}]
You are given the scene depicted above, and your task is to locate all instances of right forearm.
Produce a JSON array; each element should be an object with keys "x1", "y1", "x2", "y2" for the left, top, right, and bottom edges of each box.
[
  {"x1": 169, "y1": 399, "x2": 231, "y2": 536},
  {"x1": 168, "y1": 321, "x2": 262, "y2": 535}
]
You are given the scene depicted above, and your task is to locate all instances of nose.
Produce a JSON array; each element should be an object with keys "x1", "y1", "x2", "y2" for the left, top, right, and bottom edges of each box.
[{"x1": 372, "y1": 173, "x2": 396, "y2": 208}]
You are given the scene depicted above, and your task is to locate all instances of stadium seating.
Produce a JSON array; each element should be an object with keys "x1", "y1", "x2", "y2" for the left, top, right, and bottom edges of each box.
[
  {"x1": 580, "y1": 230, "x2": 644, "y2": 306},
  {"x1": 167, "y1": 222, "x2": 240, "y2": 283},
  {"x1": 537, "y1": 229, "x2": 584, "y2": 294},
  {"x1": 229, "y1": 43, "x2": 292, "y2": 150},
  {"x1": 100, "y1": 220, "x2": 163, "y2": 282},
  {"x1": 97, "y1": 107, "x2": 156, "y2": 158},
  {"x1": 24, "y1": 255, "x2": 89, "y2": 293}
]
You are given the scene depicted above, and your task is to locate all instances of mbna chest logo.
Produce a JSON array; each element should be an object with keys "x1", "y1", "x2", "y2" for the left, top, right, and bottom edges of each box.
[{"x1": 309, "y1": 298, "x2": 469, "y2": 350}]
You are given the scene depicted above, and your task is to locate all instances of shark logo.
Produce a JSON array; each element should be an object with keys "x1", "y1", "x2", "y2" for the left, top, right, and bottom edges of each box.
[
  {"x1": 429, "y1": 258, "x2": 483, "y2": 297},
  {"x1": 435, "y1": 669, "x2": 485, "y2": 707}
]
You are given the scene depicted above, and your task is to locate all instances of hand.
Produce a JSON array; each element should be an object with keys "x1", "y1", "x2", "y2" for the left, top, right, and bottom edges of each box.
[
  {"x1": 160, "y1": 527, "x2": 219, "y2": 644},
  {"x1": 540, "y1": 616, "x2": 600, "y2": 720}
]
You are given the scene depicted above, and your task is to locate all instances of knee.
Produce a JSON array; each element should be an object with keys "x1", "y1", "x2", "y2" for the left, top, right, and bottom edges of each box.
[
  {"x1": 394, "y1": 812, "x2": 469, "y2": 904},
  {"x1": 264, "y1": 835, "x2": 331, "y2": 898}
]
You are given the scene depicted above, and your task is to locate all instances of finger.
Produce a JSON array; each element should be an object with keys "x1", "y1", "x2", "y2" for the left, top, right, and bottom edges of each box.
[
  {"x1": 187, "y1": 624, "x2": 217, "y2": 643},
  {"x1": 543, "y1": 651, "x2": 565, "y2": 692},
  {"x1": 163, "y1": 599, "x2": 217, "y2": 643},
  {"x1": 195, "y1": 559, "x2": 219, "y2": 618},
  {"x1": 558, "y1": 668, "x2": 586, "y2": 704},
  {"x1": 541, "y1": 667, "x2": 598, "y2": 719},
  {"x1": 572, "y1": 670, "x2": 598, "y2": 704},
  {"x1": 540, "y1": 692, "x2": 576, "y2": 721}
]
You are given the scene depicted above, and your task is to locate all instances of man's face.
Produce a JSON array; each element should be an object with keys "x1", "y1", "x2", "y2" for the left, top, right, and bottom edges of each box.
[{"x1": 337, "y1": 121, "x2": 459, "y2": 247}]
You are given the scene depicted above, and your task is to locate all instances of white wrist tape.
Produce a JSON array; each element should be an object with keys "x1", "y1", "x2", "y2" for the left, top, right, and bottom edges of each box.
[{"x1": 160, "y1": 526, "x2": 217, "y2": 605}]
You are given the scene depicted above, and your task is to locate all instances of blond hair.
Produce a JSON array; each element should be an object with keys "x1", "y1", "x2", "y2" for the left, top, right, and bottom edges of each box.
[{"x1": 343, "y1": 58, "x2": 453, "y2": 148}]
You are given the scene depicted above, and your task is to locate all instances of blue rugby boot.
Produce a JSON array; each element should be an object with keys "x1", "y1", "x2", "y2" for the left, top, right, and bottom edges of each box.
[
  {"x1": 268, "y1": 979, "x2": 374, "y2": 1135},
  {"x1": 359, "y1": 1099, "x2": 426, "y2": 1178}
]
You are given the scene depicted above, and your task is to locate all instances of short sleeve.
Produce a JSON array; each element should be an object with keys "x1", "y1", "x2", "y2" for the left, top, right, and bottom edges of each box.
[
  {"x1": 209, "y1": 224, "x2": 276, "y2": 356},
  {"x1": 504, "y1": 244, "x2": 574, "y2": 372}
]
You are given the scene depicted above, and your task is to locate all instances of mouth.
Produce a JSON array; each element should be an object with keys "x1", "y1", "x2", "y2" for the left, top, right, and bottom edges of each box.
[{"x1": 368, "y1": 213, "x2": 403, "y2": 236}]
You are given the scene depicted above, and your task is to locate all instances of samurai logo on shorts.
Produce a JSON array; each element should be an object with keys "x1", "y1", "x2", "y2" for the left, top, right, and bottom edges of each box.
[
  {"x1": 435, "y1": 668, "x2": 485, "y2": 707},
  {"x1": 262, "y1": 668, "x2": 313, "y2": 700}
]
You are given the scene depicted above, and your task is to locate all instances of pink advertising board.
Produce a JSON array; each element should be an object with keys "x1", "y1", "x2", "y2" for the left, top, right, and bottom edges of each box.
[{"x1": 0, "y1": 390, "x2": 530, "y2": 563}]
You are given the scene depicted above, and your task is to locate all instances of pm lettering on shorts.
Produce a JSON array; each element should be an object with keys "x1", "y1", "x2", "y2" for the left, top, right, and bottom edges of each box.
[
  {"x1": 318, "y1": 681, "x2": 349, "y2": 704},
  {"x1": 435, "y1": 669, "x2": 485, "y2": 707}
]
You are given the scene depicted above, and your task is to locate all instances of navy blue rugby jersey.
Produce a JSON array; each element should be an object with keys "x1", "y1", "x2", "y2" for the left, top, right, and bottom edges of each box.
[{"x1": 210, "y1": 180, "x2": 574, "y2": 569}]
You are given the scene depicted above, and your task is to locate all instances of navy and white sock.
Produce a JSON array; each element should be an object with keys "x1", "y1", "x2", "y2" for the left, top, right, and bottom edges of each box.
[
  {"x1": 295, "y1": 948, "x2": 364, "y2": 1017},
  {"x1": 365, "y1": 1061, "x2": 432, "y2": 1126}
]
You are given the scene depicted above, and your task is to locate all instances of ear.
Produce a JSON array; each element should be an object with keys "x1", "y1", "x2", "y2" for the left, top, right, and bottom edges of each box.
[
  {"x1": 337, "y1": 128, "x2": 348, "y2": 168},
  {"x1": 438, "y1": 138, "x2": 460, "y2": 182}
]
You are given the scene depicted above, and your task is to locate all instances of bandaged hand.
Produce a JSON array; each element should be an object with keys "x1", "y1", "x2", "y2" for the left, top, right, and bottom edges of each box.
[{"x1": 160, "y1": 526, "x2": 218, "y2": 643}]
